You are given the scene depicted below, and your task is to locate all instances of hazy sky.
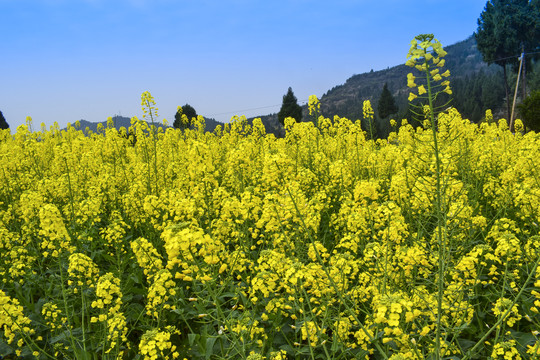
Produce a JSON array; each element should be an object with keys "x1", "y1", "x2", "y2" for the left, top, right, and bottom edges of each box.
[{"x1": 2, "y1": 0, "x2": 487, "y2": 129}]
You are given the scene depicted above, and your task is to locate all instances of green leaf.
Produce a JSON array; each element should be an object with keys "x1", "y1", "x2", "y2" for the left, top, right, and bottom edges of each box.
[
  {"x1": 50, "y1": 331, "x2": 69, "y2": 344},
  {"x1": 74, "y1": 348, "x2": 94, "y2": 360},
  {"x1": 171, "y1": 308, "x2": 185, "y2": 316},
  {"x1": 457, "y1": 338, "x2": 476, "y2": 353},
  {"x1": 205, "y1": 337, "x2": 217, "y2": 360},
  {"x1": 129, "y1": 272, "x2": 141, "y2": 285},
  {"x1": 0, "y1": 339, "x2": 14, "y2": 357},
  {"x1": 511, "y1": 330, "x2": 537, "y2": 350},
  {"x1": 188, "y1": 333, "x2": 199, "y2": 347}
]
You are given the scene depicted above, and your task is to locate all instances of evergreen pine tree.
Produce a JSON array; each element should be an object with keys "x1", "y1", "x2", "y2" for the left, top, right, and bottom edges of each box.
[
  {"x1": 475, "y1": 0, "x2": 540, "y2": 121},
  {"x1": 0, "y1": 111, "x2": 9, "y2": 130},
  {"x1": 174, "y1": 104, "x2": 197, "y2": 130},
  {"x1": 518, "y1": 90, "x2": 540, "y2": 131},
  {"x1": 278, "y1": 87, "x2": 303, "y2": 126},
  {"x1": 377, "y1": 83, "x2": 398, "y2": 119}
]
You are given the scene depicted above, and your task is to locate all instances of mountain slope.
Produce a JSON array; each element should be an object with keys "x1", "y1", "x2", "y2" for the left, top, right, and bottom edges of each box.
[
  {"x1": 320, "y1": 35, "x2": 501, "y2": 120},
  {"x1": 69, "y1": 35, "x2": 508, "y2": 138},
  {"x1": 251, "y1": 35, "x2": 506, "y2": 137},
  {"x1": 66, "y1": 115, "x2": 224, "y2": 134}
]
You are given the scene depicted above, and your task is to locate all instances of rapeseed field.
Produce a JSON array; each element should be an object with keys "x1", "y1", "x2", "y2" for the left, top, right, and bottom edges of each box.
[{"x1": 1, "y1": 35, "x2": 539, "y2": 360}]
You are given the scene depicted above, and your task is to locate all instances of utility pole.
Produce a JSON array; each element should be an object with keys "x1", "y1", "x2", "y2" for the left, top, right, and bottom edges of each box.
[
  {"x1": 522, "y1": 45, "x2": 527, "y2": 101},
  {"x1": 510, "y1": 50, "x2": 524, "y2": 132}
]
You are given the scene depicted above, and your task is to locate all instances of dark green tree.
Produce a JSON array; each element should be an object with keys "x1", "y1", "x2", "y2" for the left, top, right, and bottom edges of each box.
[
  {"x1": 0, "y1": 111, "x2": 9, "y2": 130},
  {"x1": 532, "y1": 0, "x2": 540, "y2": 48},
  {"x1": 278, "y1": 87, "x2": 303, "y2": 126},
  {"x1": 377, "y1": 83, "x2": 398, "y2": 119},
  {"x1": 475, "y1": 0, "x2": 540, "y2": 120},
  {"x1": 518, "y1": 90, "x2": 540, "y2": 131},
  {"x1": 481, "y1": 72, "x2": 506, "y2": 110},
  {"x1": 174, "y1": 104, "x2": 197, "y2": 130}
]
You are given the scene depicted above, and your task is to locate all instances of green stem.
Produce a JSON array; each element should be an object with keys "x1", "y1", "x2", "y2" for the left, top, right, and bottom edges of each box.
[
  {"x1": 81, "y1": 291, "x2": 87, "y2": 354},
  {"x1": 63, "y1": 157, "x2": 76, "y2": 224},
  {"x1": 298, "y1": 279, "x2": 332, "y2": 360},
  {"x1": 59, "y1": 265, "x2": 79, "y2": 357},
  {"x1": 494, "y1": 259, "x2": 511, "y2": 345},
  {"x1": 424, "y1": 53, "x2": 446, "y2": 360},
  {"x1": 146, "y1": 100, "x2": 160, "y2": 196}
]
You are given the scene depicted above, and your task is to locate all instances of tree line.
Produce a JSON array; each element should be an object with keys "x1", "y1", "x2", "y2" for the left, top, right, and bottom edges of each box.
[
  {"x1": 277, "y1": 0, "x2": 540, "y2": 137},
  {"x1": 1, "y1": 0, "x2": 538, "y2": 135}
]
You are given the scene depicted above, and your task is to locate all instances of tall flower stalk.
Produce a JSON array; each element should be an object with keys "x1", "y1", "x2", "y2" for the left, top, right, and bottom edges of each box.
[
  {"x1": 405, "y1": 33, "x2": 452, "y2": 359},
  {"x1": 363, "y1": 100, "x2": 375, "y2": 140},
  {"x1": 140, "y1": 91, "x2": 161, "y2": 195}
]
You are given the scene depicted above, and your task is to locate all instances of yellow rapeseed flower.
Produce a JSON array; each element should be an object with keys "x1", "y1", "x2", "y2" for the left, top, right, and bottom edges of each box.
[
  {"x1": 308, "y1": 94, "x2": 321, "y2": 116},
  {"x1": 407, "y1": 73, "x2": 416, "y2": 88}
]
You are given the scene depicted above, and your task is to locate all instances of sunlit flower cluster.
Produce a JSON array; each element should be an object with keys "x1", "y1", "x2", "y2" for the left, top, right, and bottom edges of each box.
[
  {"x1": 146, "y1": 269, "x2": 177, "y2": 318},
  {"x1": 41, "y1": 302, "x2": 67, "y2": 331},
  {"x1": 68, "y1": 252, "x2": 100, "y2": 292},
  {"x1": 91, "y1": 272, "x2": 128, "y2": 354},
  {"x1": 491, "y1": 339, "x2": 522, "y2": 360},
  {"x1": 139, "y1": 327, "x2": 180, "y2": 360},
  {"x1": 0, "y1": 290, "x2": 34, "y2": 349},
  {"x1": 39, "y1": 203, "x2": 75, "y2": 258},
  {"x1": 131, "y1": 237, "x2": 164, "y2": 280}
]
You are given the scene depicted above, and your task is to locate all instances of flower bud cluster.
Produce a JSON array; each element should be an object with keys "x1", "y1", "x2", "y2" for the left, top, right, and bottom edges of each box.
[
  {"x1": 141, "y1": 91, "x2": 159, "y2": 122},
  {"x1": 405, "y1": 34, "x2": 452, "y2": 103},
  {"x1": 308, "y1": 95, "x2": 321, "y2": 116}
]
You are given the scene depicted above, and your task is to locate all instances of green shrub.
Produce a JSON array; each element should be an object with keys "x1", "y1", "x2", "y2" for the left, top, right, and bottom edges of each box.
[{"x1": 518, "y1": 90, "x2": 540, "y2": 131}]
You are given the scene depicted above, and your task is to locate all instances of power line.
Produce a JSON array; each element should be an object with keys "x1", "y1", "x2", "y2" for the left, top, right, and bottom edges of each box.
[
  {"x1": 487, "y1": 50, "x2": 540, "y2": 63},
  {"x1": 205, "y1": 51, "x2": 540, "y2": 119},
  {"x1": 206, "y1": 99, "x2": 309, "y2": 118}
]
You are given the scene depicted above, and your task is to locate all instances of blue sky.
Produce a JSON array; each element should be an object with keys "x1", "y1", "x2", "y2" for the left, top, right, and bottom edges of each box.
[{"x1": 2, "y1": 0, "x2": 487, "y2": 129}]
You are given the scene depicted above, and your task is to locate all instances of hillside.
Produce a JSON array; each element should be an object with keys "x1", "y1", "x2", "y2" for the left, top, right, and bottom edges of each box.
[
  {"x1": 67, "y1": 117, "x2": 136, "y2": 133},
  {"x1": 69, "y1": 35, "x2": 524, "y2": 138},
  {"x1": 66, "y1": 115, "x2": 224, "y2": 134},
  {"x1": 323, "y1": 36, "x2": 497, "y2": 108},
  {"x1": 251, "y1": 35, "x2": 508, "y2": 138}
]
